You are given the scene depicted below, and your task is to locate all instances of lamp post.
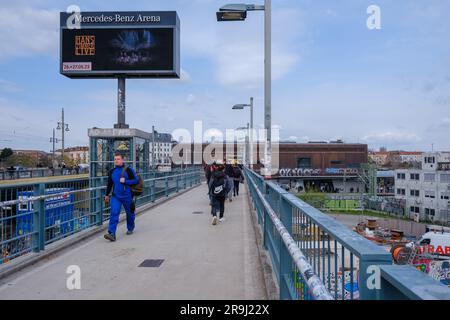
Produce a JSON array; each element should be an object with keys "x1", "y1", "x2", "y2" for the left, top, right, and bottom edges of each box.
[
  {"x1": 217, "y1": 1, "x2": 272, "y2": 177},
  {"x1": 56, "y1": 108, "x2": 70, "y2": 162},
  {"x1": 49, "y1": 129, "x2": 60, "y2": 164},
  {"x1": 232, "y1": 97, "x2": 254, "y2": 168}
]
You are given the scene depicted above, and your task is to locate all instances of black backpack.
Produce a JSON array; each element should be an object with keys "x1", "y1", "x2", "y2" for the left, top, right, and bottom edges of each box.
[
  {"x1": 122, "y1": 167, "x2": 144, "y2": 196},
  {"x1": 211, "y1": 175, "x2": 226, "y2": 197}
]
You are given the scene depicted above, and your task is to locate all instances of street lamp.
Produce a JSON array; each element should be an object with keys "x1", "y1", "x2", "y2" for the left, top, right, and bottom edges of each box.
[
  {"x1": 49, "y1": 129, "x2": 60, "y2": 165},
  {"x1": 232, "y1": 97, "x2": 254, "y2": 169},
  {"x1": 217, "y1": 1, "x2": 272, "y2": 177},
  {"x1": 57, "y1": 108, "x2": 70, "y2": 162},
  {"x1": 216, "y1": 4, "x2": 264, "y2": 21}
]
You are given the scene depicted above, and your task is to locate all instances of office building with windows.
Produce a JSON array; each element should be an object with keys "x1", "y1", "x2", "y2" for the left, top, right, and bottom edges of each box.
[{"x1": 395, "y1": 152, "x2": 450, "y2": 223}]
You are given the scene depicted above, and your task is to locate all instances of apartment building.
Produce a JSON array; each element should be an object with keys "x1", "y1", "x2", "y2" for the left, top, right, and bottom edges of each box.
[
  {"x1": 149, "y1": 131, "x2": 173, "y2": 166},
  {"x1": 395, "y1": 152, "x2": 450, "y2": 223}
]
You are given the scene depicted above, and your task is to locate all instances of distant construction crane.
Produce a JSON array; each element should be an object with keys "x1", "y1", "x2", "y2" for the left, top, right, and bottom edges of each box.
[{"x1": 358, "y1": 163, "x2": 377, "y2": 197}]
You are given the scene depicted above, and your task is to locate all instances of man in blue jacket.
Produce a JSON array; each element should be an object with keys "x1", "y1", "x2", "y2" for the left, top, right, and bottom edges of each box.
[{"x1": 104, "y1": 153, "x2": 139, "y2": 242}]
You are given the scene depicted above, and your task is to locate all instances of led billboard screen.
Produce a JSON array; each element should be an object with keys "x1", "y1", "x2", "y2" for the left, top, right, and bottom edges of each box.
[{"x1": 60, "y1": 11, "x2": 180, "y2": 78}]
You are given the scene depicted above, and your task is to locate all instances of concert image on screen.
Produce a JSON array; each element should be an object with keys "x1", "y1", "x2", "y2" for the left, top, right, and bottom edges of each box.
[{"x1": 61, "y1": 28, "x2": 174, "y2": 74}]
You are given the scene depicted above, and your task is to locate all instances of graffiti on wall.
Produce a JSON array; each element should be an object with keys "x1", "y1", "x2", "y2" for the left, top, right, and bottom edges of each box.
[
  {"x1": 415, "y1": 260, "x2": 450, "y2": 287},
  {"x1": 279, "y1": 168, "x2": 359, "y2": 177}
]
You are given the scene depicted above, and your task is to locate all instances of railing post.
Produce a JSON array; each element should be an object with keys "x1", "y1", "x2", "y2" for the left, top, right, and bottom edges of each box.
[
  {"x1": 262, "y1": 182, "x2": 269, "y2": 250},
  {"x1": 165, "y1": 177, "x2": 169, "y2": 197},
  {"x1": 151, "y1": 179, "x2": 155, "y2": 202},
  {"x1": 176, "y1": 174, "x2": 179, "y2": 192},
  {"x1": 33, "y1": 183, "x2": 45, "y2": 252},
  {"x1": 97, "y1": 188, "x2": 104, "y2": 226},
  {"x1": 95, "y1": 177, "x2": 105, "y2": 226},
  {"x1": 358, "y1": 255, "x2": 392, "y2": 300}
]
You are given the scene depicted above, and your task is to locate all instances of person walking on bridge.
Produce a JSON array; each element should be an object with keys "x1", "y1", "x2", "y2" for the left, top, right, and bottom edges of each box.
[
  {"x1": 104, "y1": 153, "x2": 139, "y2": 242},
  {"x1": 232, "y1": 164, "x2": 243, "y2": 197},
  {"x1": 224, "y1": 160, "x2": 234, "y2": 202},
  {"x1": 209, "y1": 163, "x2": 230, "y2": 225}
]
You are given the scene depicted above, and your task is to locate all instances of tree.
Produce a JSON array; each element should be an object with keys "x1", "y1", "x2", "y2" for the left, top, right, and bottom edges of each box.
[
  {"x1": 0, "y1": 148, "x2": 13, "y2": 160},
  {"x1": 4, "y1": 154, "x2": 37, "y2": 168}
]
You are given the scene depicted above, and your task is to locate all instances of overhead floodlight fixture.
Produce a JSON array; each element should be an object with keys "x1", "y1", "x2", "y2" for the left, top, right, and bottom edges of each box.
[
  {"x1": 216, "y1": 3, "x2": 264, "y2": 21},
  {"x1": 216, "y1": 10, "x2": 247, "y2": 21},
  {"x1": 232, "y1": 104, "x2": 246, "y2": 110}
]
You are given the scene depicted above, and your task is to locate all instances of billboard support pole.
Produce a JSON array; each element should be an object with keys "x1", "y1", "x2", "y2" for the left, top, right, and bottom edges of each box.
[{"x1": 115, "y1": 76, "x2": 129, "y2": 129}]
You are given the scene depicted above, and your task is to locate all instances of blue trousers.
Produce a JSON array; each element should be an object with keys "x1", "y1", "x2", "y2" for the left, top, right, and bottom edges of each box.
[{"x1": 108, "y1": 196, "x2": 135, "y2": 235}]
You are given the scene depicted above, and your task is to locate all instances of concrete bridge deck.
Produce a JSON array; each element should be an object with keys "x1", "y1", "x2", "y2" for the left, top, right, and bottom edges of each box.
[{"x1": 0, "y1": 184, "x2": 267, "y2": 299}]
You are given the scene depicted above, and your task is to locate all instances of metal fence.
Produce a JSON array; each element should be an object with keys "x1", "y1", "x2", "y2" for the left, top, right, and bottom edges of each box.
[
  {"x1": 0, "y1": 168, "x2": 90, "y2": 181},
  {"x1": 244, "y1": 168, "x2": 450, "y2": 300},
  {"x1": 0, "y1": 167, "x2": 202, "y2": 265}
]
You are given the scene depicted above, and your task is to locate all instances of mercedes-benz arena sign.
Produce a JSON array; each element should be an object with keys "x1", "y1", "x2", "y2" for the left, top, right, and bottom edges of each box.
[{"x1": 60, "y1": 11, "x2": 180, "y2": 78}]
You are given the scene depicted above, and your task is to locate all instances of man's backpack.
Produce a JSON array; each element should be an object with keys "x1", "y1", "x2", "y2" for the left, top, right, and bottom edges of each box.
[
  {"x1": 121, "y1": 167, "x2": 144, "y2": 196},
  {"x1": 211, "y1": 175, "x2": 226, "y2": 197}
]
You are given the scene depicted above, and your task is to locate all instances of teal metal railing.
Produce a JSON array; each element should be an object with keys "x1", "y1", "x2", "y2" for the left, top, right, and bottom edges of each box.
[{"x1": 244, "y1": 167, "x2": 450, "y2": 300}]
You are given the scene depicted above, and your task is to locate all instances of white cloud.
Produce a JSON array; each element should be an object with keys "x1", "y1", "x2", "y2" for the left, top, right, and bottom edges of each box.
[
  {"x1": 0, "y1": 6, "x2": 59, "y2": 61},
  {"x1": 0, "y1": 79, "x2": 22, "y2": 92},
  {"x1": 361, "y1": 130, "x2": 422, "y2": 146},
  {"x1": 186, "y1": 93, "x2": 196, "y2": 105},
  {"x1": 440, "y1": 118, "x2": 450, "y2": 126},
  {"x1": 181, "y1": 6, "x2": 303, "y2": 89}
]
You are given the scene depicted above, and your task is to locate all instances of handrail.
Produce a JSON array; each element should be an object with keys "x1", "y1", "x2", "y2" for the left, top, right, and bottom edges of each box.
[
  {"x1": 244, "y1": 167, "x2": 450, "y2": 300},
  {"x1": 246, "y1": 168, "x2": 333, "y2": 300},
  {"x1": 0, "y1": 169, "x2": 202, "y2": 208}
]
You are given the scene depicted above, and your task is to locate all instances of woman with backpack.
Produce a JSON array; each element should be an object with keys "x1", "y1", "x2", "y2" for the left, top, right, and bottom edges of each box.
[{"x1": 208, "y1": 163, "x2": 231, "y2": 225}]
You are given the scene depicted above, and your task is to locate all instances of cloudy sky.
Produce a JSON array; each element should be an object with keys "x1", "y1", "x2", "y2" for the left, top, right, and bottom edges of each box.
[{"x1": 0, "y1": 0, "x2": 449, "y2": 152}]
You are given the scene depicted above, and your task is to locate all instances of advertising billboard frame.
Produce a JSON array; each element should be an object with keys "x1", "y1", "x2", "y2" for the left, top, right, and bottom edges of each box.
[{"x1": 60, "y1": 11, "x2": 180, "y2": 79}]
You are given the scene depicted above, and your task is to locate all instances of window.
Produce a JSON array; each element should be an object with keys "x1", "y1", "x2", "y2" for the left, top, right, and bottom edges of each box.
[
  {"x1": 441, "y1": 193, "x2": 450, "y2": 200},
  {"x1": 425, "y1": 190, "x2": 435, "y2": 199},
  {"x1": 420, "y1": 238, "x2": 431, "y2": 245},
  {"x1": 425, "y1": 208, "x2": 435, "y2": 216},
  {"x1": 410, "y1": 206, "x2": 420, "y2": 213},
  {"x1": 425, "y1": 157, "x2": 435, "y2": 164},
  {"x1": 297, "y1": 157, "x2": 312, "y2": 169},
  {"x1": 424, "y1": 173, "x2": 435, "y2": 182},
  {"x1": 396, "y1": 173, "x2": 406, "y2": 180},
  {"x1": 330, "y1": 160, "x2": 342, "y2": 165},
  {"x1": 441, "y1": 174, "x2": 450, "y2": 183},
  {"x1": 410, "y1": 173, "x2": 420, "y2": 180},
  {"x1": 410, "y1": 189, "x2": 420, "y2": 197},
  {"x1": 396, "y1": 188, "x2": 406, "y2": 195}
]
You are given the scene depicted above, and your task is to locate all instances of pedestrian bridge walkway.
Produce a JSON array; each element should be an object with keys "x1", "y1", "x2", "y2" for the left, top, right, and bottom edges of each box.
[{"x1": 0, "y1": 184, "x2": 267, "y2": 299}]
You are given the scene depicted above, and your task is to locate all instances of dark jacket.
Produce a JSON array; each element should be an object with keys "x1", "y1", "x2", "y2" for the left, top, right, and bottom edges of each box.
[
  {"x1": 225, "y1": 164, "x2": 234, "y2": 177},
  {"x1": 106, "y1": 165, "x2": 139, "y2": 199},
  {"x1": 232, "y1": 166, "x2": 242, "y2": 181},
  {"x1": 208, "y1": 171, "x2": 230, "y2": 197}
]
